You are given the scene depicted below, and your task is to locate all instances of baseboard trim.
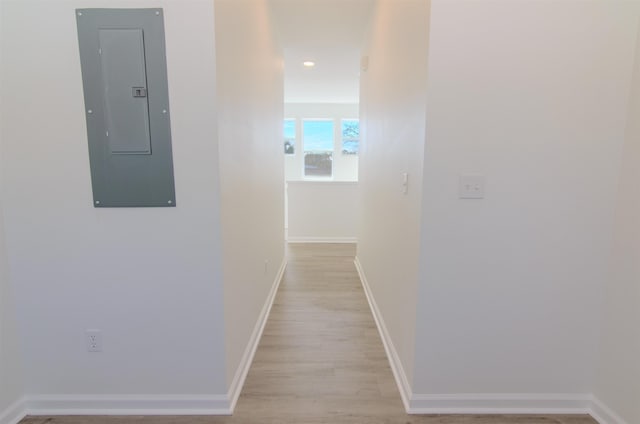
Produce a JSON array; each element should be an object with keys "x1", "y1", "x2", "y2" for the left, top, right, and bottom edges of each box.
[
  {"x1": 9, "y1": 257, "x2": 630, "y2": 423},
  {"x1": 20, "y1": 258, "x2": 287, "y2": 418},
  {"x1": 8, "y1": 394, "x2": 630, "y2": 422},
  {"x1": 354, "y1": 256, "x2": 412, "y2": 412},
  {"x1": 24, "y1": 394, "x2": 230, "y2": 416},
  {"x1": 0, "y1": 398, "x2": 27, "y2": 424},
  {"x1": 408, "y1": 393, "x2": 592, "y2": 414},
  {"x1": 226, "y1": 257, "x2": 287, "y2": 413},
  {"x1": 287, "y1": 236, "x2": 357, "y2": 244},
  {"x1": 589, "y1": 396, "x2": 630, "y2": 424},
  {"x1": 354, "y1": 256, "x2": 605, "y2": 419}
]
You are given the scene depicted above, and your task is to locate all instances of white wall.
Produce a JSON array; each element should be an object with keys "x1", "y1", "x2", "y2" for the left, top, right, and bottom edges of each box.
[
  {"x1": 287, "y1": 182, "x2": 358, "y2": 242},
  {"x1": 214, "y1": 0, "x2": 285, "y2": 387},
  {"x1": 0, "y1": 0, "x2": 227, "y2": 406},
  {"x1": 0, "y1": 99, "x2": 24, "y2": 421},
  {"x1": 414, "y1": 0, "x2": 637, "y2": 401},
  {"x1": 284, "y1": 103, "x2": 359, "y2": 182},
  {"x1": 357, "y1": 0, "x2": 431, "y2": 390},
  {"x1": 0, "y1": 214, "x2": 23, "y2": 423},
  {"x1": 0, "y1": 4, "x2": 24, "y2": 407},
  {"x1": 595, "y1": 11, "x2": 640, "y2": 424}
]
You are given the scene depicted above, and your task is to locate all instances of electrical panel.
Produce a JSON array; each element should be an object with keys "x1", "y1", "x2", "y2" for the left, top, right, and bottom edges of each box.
[{"x1": 76, "y1": 8, "x2": 176, "y2": 207}]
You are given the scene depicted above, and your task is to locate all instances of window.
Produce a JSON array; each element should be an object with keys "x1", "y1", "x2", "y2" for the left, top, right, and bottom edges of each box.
[
  {"x1": 284, "y1": 119, "x2": 295, "y2": 154},
  {"x1": 341, "y1": 119, "x2": 359, "y2": 155},
  {"x1": 303, "y1": 120, "x2": 333, "y2": 178}
]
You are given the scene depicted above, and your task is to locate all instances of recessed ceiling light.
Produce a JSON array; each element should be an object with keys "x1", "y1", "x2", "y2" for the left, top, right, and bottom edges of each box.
[{"x1": 303, "y1": 61, "x2": 315, "y2": 67}]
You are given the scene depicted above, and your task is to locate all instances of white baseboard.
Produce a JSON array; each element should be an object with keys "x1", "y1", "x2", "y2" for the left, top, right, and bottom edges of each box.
[
  {"x1": 226, "y1": 257, "x2": 287, "y2": 413},
  {"x1": 27, "y1": 395, "x2": 231, "y2": 415},
  {"x1": 589, "y1": 396, "x2": 630, "y2": 424},
  {"x1": 287, "y1": 236, "x2": 357, "y2": 244},
  {"x1": 24, "y1": 394, "x2": 231, "y2": 416},
  {"x1": 354, "y1": 256, "x2": 412, "y2": 412},
  {"x1": 19, "y1": 258, "x2": 287, "y2": 418},
  {"x1": 354, "y1": 256, "x2": 613, "y2": 420},
  {"x1": 0, "y1": 398, "x2": 27, "y2": 424},
  {"x1": 408, "y1": 393, "x2": 591, "y2": 414},
  {"x1": 5, "y1": 393, "x2": 631, "y2": 423},
  {"x1": 8, "y1": 257, "x2": 631, "y2": 423}
]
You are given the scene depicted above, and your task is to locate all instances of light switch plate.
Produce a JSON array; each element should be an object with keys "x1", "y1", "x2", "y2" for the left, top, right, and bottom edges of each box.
[{"x1": 459, "y1": 175, "x2": 485, "y2": 199}]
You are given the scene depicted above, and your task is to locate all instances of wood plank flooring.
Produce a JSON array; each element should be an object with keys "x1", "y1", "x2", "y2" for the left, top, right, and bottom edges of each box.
[{"x1": 20, "y1": 243, "x2": 596, "y2": 424}]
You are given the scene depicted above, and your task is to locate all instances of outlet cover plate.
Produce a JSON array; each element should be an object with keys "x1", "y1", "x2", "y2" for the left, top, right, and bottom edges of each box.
[{"x1": 86, "y1": 329, "x2": 102, "y2": 352}]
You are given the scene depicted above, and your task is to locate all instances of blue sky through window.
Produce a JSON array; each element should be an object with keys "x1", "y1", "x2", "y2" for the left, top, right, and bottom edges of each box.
[
  {"x1": 303, "y1": 120, "x2": 334, "y2": 151},
  {"x1": 284, "y1": 119, "x2": 295, "y2": 154},
  {"x1": 341, "y1": 119, "x2": 359, "y2": 155}
]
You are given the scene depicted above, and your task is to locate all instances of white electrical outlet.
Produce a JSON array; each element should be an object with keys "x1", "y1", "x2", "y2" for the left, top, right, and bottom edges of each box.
[{"x1": 86, "y1": 329, "x2": 102, "y2": 352}]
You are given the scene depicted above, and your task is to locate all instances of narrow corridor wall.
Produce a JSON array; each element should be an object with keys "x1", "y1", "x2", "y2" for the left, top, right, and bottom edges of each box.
[
  {"x1": 595, "y1": 11, "x2": 640, "y2": 424},
  {"x1": 414, "y1": 0, "x2": 638, "y2": 406},
  {"x1": 214, "y1": 0, "x2": 285, "y2": 390},
  {"x1": 0, "y1": 92, "x2": 24, "y2": 421},
  {"x1": 357, "y1": 0, "x2": 431, "y2": 394}
]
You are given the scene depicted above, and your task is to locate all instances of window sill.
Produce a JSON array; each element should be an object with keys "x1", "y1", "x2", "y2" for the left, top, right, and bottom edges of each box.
[{"x1": 286, "y1": 180, "x2": 358, "y2": 186}]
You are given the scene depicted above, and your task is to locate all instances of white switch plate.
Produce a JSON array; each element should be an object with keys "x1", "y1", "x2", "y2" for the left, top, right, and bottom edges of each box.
[{"x1": 459, "y1": 175, "x2": 485, "y2": 199}]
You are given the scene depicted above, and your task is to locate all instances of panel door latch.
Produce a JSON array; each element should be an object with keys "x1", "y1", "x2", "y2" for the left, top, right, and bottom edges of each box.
[{"x1": 132, "y1": 86, "x2": 147, "y2": 97}]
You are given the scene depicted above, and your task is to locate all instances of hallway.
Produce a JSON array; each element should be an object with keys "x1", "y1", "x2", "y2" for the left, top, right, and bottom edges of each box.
[
  {"x1": 20, "y1": 244, "x2": 596, "y2": 424},
  {"x1": 234, "y1": 243, "x2": 401, "y2": 421}
]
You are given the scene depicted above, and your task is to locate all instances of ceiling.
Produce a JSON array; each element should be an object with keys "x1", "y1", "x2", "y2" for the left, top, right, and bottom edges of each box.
[{"x1": 268, "y1": 0, "x2": 376, "y2": 104}]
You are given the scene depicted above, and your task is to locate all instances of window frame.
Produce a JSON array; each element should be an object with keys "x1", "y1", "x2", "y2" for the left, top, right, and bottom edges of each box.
[
  {"x1": 283, "y1": 118, "x2": 296, "y2": 155},
  {"x1": 341, "y1": 118, "x2": 359, "y2": 156},
  {"x1": 302, "y1": 118, "x2": 335, "y2": 179}
]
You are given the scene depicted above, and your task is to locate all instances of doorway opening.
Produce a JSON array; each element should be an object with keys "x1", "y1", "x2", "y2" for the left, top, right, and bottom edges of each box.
[{"x1": 269, "y1": 0, "x2": 374, "y2": 242}]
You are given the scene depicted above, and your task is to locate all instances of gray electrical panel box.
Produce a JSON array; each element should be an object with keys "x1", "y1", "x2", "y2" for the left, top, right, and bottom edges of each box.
[{"x1": 76, "y1": 8, "x2": 176, "y2": 207}]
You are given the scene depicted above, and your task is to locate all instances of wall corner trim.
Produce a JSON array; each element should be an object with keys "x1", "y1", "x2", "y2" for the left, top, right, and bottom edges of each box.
[
  {"x1": 0, "y1": 398, "x2": 27, "y2": 424},
  {"x1": 354, "y1": 256, "x2": 413, "y2": 412},
  {"x1": 227, "y1": 257, "x2": 288, "y2": 413}
]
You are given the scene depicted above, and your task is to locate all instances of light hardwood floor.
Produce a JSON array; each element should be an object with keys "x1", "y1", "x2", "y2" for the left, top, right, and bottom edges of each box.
[{"x1": 20, "y1": 243, "x2": 596, "y2": 424}]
